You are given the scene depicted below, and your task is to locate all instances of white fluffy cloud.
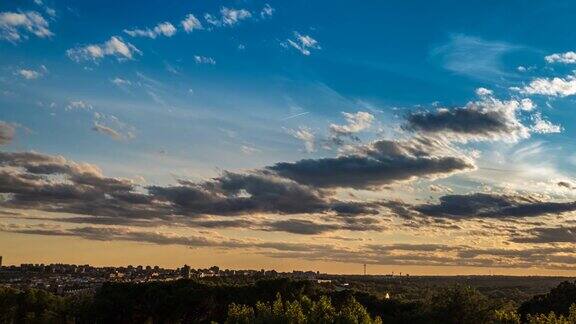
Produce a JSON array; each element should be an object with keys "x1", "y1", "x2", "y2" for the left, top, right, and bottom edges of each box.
[
  {"x1": 545, "y1": 51, "x2": 576, "y2": 64},
  {"x1": 16, "y1": 65, "x2": 47, "y2": 80},
  {"x1": 475, "y1": 87, "x2": 493, "y2": 96},
  {"x1": 194, "y1": 55, "x2": 216, "y2": 65},
  {"x1": 67, "y1": 36, "x2": 142, "y2": 62},
  {"x1": 124, "y1": 22, "x2": 177, "y2": 39},
  {"x1": 516, "y1": 75, "x2": 576, "y2": 97},
  {"x1": 531, "y1": 113, "x2": 562, "y2": 134},
  {"x1": 205, "y1": 7, "x2": 252, "y2": 27},
  {"x1": 285, "y1": 32, "x2": 320, "y2": 56},
  {"x1": 181, "y1": 14, "x2": 203, "y2": 32},
  {"x1": 0, "y1": 11, "x2": 53, "y2": 42}
]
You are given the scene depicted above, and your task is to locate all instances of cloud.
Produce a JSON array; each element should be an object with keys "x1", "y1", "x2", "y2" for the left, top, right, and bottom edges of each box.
[
  {"x1": 329, "y1": 111, "x2": 374, "y2": 138},
  {"x1": 240, "y1": 145, "x2": 260, "y2": 155},
  {"x1": 221, "y1": 8, "x2": 252, "y2": 26},
  {"x1": 405, "y1": 94, "x2": 532, "y2": 142},
  {"x1": 181, "y1": 14, "x2": 203, "y2": 32},
  {"x1": 531, "y1": 113, "x2": 562, "y2": 134},
  {"x1": 429, "y1": 184, "x2": 453, "y2": 193},
  {"x1": 0, "y1": 149, "x2": 381, "y2": 227},
  {"x1": 32, "y1": 0, "x2": 56, "y2": 18},
  {"x1": 511, "y1": 226, "x2": 576, "y2": 243},
  {"x1": 17, "y1": 69, "x2": 41, "y2": 79},
  {"x1": 516, "y1": 75, "x2": 576, "y2": 97},
  {"x1": 0, "y1": 11, "x2": 53, "y2": 42},
  {"x1": 289, "y1": 127, "x2": 315, "y2": 153},
  {"x1": 124, "y1": 22, "x2": 177, "y2": 39},
  {"x1": 0, "y1": 224, "x2": 250, "y2": 249},
  {"x1": 0, "y1": 122, "x2": 15, "y2": 145},
  {"x1": 285, "y1": 32, "x2": 320, "y2": 56},
  {"x1": 66, "y1": 100, "x2": 92, "y2": 110},
  {"x1": 67, "y1": 36, "x2": 142, "y2": 62},
  {"x1": 431, "y1": 34, "x2": 518, "y2": 81},
  {"x1": 545, "y1": 51, "x2": 576, "y2": 64},
  {"x1": 264, "y1": 219, "x2": 343, "y2": 235},
  {"x1": 414, "y1": 193, "x2": 576, "y2": 219},
  {"x1": 269, "y1": 137, "x2": 475, "y2": 189},
  {"x1": 10, "y1": 221, "x2": 576, "y2": 269},
  {"x1": 92, "y1": 123, "x2": 124, "y2": 141},
  {"x1": 204, "y1": 7, "x2": 252, "y2": 27},
  {"x1": 92, "y1": 114, "x2": 135, "y2": 141},
  {"x1": 264, "y1": 218, "x2": 383, "y2": 235},
  {"x1": 149, "y1": 172, "x2": 378, "y2": 217},
  {"x1": 261, "y1": 4, "x2": 274, "y2": 18},
  {"x1": 475, "y1": 87, "x2": 493, "y2": 96},
  {"x1": 194, "y1": 55, "x2": 216, "y2": 65},
  {"x1": 111, "y1": 77, "x2": 131, "y2": 86}
]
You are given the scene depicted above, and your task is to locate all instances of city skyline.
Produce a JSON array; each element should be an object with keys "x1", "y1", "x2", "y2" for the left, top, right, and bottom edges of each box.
[{"x1": 2, "y1": 0, "x2": 576, "y2": 275}]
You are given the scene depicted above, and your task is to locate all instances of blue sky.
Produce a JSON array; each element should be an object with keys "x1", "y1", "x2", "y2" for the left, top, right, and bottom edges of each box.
[{"x1": 3, "y1": 0, "x2": 576, "y2": 273}]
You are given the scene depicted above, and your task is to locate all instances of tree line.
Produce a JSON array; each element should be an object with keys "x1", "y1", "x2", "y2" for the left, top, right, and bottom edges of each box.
[{"x1": 2, "y1": 278, "x2": 576, "y2": 323}]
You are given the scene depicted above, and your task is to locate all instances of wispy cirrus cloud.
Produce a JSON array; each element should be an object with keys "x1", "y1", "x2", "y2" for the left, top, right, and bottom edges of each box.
[
  {"x1": 284, "y1": 32, "x2": 320, "y2": 56},
  {"x1": 432, "y1": 34, "x2": 519, "y2": 81},
  {"x1": 124, "y1": 22, "x2": 177, "y2": 39},
  {"x1": 289, "y1": 127, "x2": 315, "y2": 153},
  {"x1": 260, "y1": 4, "x2": 274, "y2": 18}
]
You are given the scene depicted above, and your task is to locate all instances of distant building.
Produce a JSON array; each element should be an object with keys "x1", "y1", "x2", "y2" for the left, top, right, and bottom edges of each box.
[
  {"x1": 180, "y1": 265, "x2": 191, "y2": 279},
  {"x1": 0, "y1": 256, "x2": 2, "y2": 268}
]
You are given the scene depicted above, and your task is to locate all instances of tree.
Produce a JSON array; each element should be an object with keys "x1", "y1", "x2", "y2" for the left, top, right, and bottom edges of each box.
[
  {"x1": 425, "y1": 285, "x2": 495, "y2": 324},
  {"x1": 225, "y1": 303, "x2": 255, "y2": 324}
]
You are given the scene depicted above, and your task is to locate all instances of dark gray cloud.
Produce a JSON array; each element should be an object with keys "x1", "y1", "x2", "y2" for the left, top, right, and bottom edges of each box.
[
  {"x1": 0, "y1": 150, "x2": 383, "y2": 235},
  {"x1": 0, "y1": 134, "x2": 476, "y2": 235},
  {"x1": 415, "y1": 193, "x2": 576, "y2": 219},
  {"x1": 149, "y1": 172, "x2": 379, "y2": 217},
  {"x1": 269, "y1": 138, "x2": 474, "y2": 189},
  {"x1": 510, "y1": 226, "x2": 576, "y2": 243},
  {"x1": 406, "y1": 109, "x2": 517, "y2": 140},
  {"x1": 557, "y1": 181, "x2": 574, "y2": 189},
  {"x1": 265, "y1": 217, "x2": 384, "y2": 235},
  {"x1": 265, "y1": 219, "x2": 342, "y2": 235},
  {"x1": 404, "y1": 96, "x2": 531, "y2": 142},
  {"x1": 0, "y1": 122, "x2": 15, "y2": 145}
]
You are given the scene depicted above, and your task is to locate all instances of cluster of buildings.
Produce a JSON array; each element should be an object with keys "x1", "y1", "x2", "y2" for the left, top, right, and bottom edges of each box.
[{"x1": 0, "y1": 257, "x2": 327, "y2": 295}]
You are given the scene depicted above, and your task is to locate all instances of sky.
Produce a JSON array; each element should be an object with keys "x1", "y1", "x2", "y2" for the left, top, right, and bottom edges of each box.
[{"x1": 3, "y1": 0, "x2": 576, "y2": 275}]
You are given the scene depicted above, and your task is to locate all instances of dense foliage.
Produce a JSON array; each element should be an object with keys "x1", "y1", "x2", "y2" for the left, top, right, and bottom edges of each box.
[{"x1": 1, "y1": 278, "x2": 576, "y2": 323}]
